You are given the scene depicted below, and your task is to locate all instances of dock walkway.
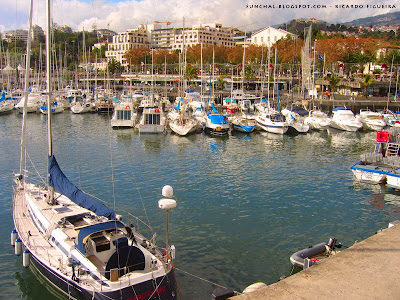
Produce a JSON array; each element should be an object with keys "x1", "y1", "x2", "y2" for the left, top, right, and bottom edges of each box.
[{"x1": 233, "y1": 222, "x2": 400, "y2": 300}]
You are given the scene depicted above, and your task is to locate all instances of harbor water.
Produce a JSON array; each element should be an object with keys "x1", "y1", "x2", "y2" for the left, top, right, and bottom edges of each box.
[{"x1": 0, "y1": 111, "x2": 399, "y2": 299}]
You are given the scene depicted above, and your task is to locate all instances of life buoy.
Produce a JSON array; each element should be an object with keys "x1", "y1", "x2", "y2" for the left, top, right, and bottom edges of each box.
[{"x1": 126, "y1": 105, "x2": 130, "y2": 110}]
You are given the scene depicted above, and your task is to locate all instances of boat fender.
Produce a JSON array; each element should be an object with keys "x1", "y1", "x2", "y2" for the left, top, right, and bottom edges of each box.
[
  {"x1": 22, "y1": 250, "x2": 31, "y2": 268},
  {"x1": 327, "y1": 237, "x2": 337, "y2": 250},
  {"x1": 15, "y1": 238, "x2": 22, "y2": 256},
  {"x1": 212, "y1": 287, "x2": 235, "y2": 300},
  {"x1": 11, "y1": 229, "x2": 17, "y2": 246},
  {"x1": 242, "y1": 282, "x2": 267, "y2": 294}
]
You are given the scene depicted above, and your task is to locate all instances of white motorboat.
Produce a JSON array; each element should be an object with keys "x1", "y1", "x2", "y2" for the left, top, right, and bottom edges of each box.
[
  {"x1": 281, "y1": 106, "x2": 310, "y2": 134},
  {"x1": 356, "y1": 109, "x2": 386, "y2": 131},
  {"x1": 255, "y1": 109, "x2": 288, "y2": 134},
  {"x1": 138, "y1": 106, "x2": 166, "y2": 134},
  {"x1": 15, "y1": 92, "x2": 42, "y2": 113},
  {"x1": 350, "y1": 130, "x2": 398, "y2": 184},
  {"x1": 111, "y1": 102, "x2": 137, "y2": 128},
  {"x1": 329, "y1": 107, "x2": 363, "y2": 132},
  {"x1": 305, "y1": 109, "x2": 331, "y2": 130},
  {"x1": 378, "y1": 109, "x2": 400, "y2": 127}
]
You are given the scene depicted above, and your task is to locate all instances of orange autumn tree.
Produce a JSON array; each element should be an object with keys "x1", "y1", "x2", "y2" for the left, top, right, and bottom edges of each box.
[{"x1": 315, "y1": 37, "x2": 389, "y2": 65}]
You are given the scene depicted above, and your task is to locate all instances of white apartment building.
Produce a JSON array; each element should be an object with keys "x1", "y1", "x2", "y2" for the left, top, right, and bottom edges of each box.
[
  {"x1": 150, "y1": 23, "x2": 235, "y2": 50},
  {"x1": 249, "y1": 26, "x2": 294, "y2": 47},
  {"x1": 105, "y1": 25, "x2": 150, "y2": 67},
  {"x1": 3, "y1": 29, "x2": 28, "y2": 43},
  {"x1": 106, "y1": 23, "x2": 235, "y2": 67}
]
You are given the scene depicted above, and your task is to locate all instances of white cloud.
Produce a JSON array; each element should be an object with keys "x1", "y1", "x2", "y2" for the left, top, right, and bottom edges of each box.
[{"x1": 0, "y1": 0, "x2": 398, "y2": 32}]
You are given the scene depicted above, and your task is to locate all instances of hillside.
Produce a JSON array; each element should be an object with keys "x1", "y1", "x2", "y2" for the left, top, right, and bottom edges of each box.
[{"x1": 344, "y1": 10, "x2": 400, "y2": 27}]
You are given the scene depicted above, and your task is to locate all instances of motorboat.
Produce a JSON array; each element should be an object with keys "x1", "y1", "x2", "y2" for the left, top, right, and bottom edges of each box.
[
  {"x1": 281, "y1": 105, "x2": 310, "y2": 134},
  {"x1": 350, "y1": 130, "x2": 400, "y2": 184},
  {"x1": 356, "y1": 109, "x2": 386, "y2": 131},
  {"x1": 329, "y1": 107, "x2": 363, "y2": 132},
  {"x1": 111, "y1": 102, "x2": 137, "y2": 128},
  {"x1": 138, "y1": 106, "x2": 166, "y2": 134},
  {"x1": 305, "y1": 109, "x2": 331, "y2": 130},
  {"x1": 378, "y1": 109, "x2": 400, "y2": 127}
]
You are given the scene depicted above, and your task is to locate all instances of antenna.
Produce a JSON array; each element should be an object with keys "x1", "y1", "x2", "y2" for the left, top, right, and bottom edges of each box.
[{"x1": 158, "y1": 185, "x2": 177, "y2": 249}]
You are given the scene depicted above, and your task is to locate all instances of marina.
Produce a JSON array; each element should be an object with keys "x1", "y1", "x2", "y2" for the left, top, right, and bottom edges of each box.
[{"x1": 1, "y1": 111, "x2": 400, "y2": 299}]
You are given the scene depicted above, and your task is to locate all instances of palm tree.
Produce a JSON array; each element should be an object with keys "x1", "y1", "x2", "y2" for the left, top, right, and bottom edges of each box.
[
  {"x1": 328, "y1": 75, "x2": 341, "y2": 100},
  {"x1": 185, "y1": 65, "x2": 198, "y2": 86},
  {"x1": 215, "y1": 76, "x2": 226, "y2": 90},
  {"x1": 361, "y1": 74, "x2": 374, "y2": 99}
]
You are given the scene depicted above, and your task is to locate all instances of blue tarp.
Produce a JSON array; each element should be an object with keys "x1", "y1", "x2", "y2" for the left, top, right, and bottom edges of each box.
[
  {"x1": 48, "y1": 155, "x2": 116, "y2": 220},
  {"x1": 76, "y1": 221, "x2": 125, "y2": 254},
  {"x1": 208, "y1": 114, "x2": 227, "y2": 125}
]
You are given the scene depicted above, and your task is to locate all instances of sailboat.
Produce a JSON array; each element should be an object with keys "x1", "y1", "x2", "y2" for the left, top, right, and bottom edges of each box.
[
  {"x1": 0, "y1": 91, "x2": 14, "y2": 114},
  {"x1": 12, "y1": 1, "x2": 178, "y2": 299}
]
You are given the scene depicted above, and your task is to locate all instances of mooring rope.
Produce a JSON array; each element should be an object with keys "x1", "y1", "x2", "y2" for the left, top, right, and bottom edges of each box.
[{"x1": 174, "y1": 267, "x2": 241, "y2": 295}]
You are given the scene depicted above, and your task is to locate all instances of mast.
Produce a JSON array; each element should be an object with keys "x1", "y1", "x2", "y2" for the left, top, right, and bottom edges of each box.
[
  {"x1": 46, "y1": 0, "x2": 55, "y2": 204},
  {"x1": 19, "y1": 0, "x2": 34, "y2": 176}
]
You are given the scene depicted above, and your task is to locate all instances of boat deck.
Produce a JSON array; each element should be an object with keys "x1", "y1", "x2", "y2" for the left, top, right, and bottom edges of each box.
[{"x1": 233, "y1": 221, "x2": 400, "y2": 299}]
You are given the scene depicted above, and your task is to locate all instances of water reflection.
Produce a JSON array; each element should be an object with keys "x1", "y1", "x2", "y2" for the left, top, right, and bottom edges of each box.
[{"x1": 327, "y1": 127, "x2": 361, "y2": 150}]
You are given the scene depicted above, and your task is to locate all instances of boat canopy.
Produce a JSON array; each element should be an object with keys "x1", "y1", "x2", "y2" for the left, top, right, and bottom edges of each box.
[
  {"x1": 287, "y1": 106, "x2": 308, "y2": 116},
  {"x1": 48, "y1": 155, "x2": 117, "y2": 220},
  {"x1": 76, "y1": 220, "x2": 125, "y2": 254},
  {"x1": 333, "y1": 106, "x2": 348, "y2": 111}
]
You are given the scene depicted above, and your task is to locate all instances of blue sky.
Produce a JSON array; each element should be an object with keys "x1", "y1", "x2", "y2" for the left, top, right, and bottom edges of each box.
[{"x1": 0, "y1": 0, "x2": 398, "y2": 33}]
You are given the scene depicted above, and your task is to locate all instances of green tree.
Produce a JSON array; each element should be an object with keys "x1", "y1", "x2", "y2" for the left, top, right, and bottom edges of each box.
[{"x1": 185, "y1": 65, "x2": 198, "y2": 85}]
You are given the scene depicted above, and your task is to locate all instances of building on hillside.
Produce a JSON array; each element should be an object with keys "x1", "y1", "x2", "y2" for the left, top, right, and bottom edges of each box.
[
  {"x1": 105, "y1": 25, "x2": 150, "y2": 67},
  {"x1": 3, "y1": 30, "x2": 28, "y2": 43},
  {"x1": 249, "y1": 26, "x2": 294, "y2": 47},
  {"x1": 96, "y1": 29, "x2": 117, "y2": 42},
  {"x1": 151, "y1": 23, "x2": 235, "y2": 50}
]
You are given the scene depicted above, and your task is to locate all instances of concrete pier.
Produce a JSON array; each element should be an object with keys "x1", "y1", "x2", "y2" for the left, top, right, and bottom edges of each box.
[{"x1": 233, "y1": 222, "x2": 400, "y2": 300}]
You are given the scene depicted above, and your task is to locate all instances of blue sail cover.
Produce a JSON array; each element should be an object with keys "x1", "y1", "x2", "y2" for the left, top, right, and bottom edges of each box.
[
  {"x1": 211, "y1": 102, "x2": 219, "y2": 113},
  {"x1": 48, "y1": 155, "x2": 116, "y2": 220}
]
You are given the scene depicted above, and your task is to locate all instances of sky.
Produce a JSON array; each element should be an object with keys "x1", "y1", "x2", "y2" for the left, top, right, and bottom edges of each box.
[{"x1": 0, "y1": 0, "x2": 398, "y2": 33}]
